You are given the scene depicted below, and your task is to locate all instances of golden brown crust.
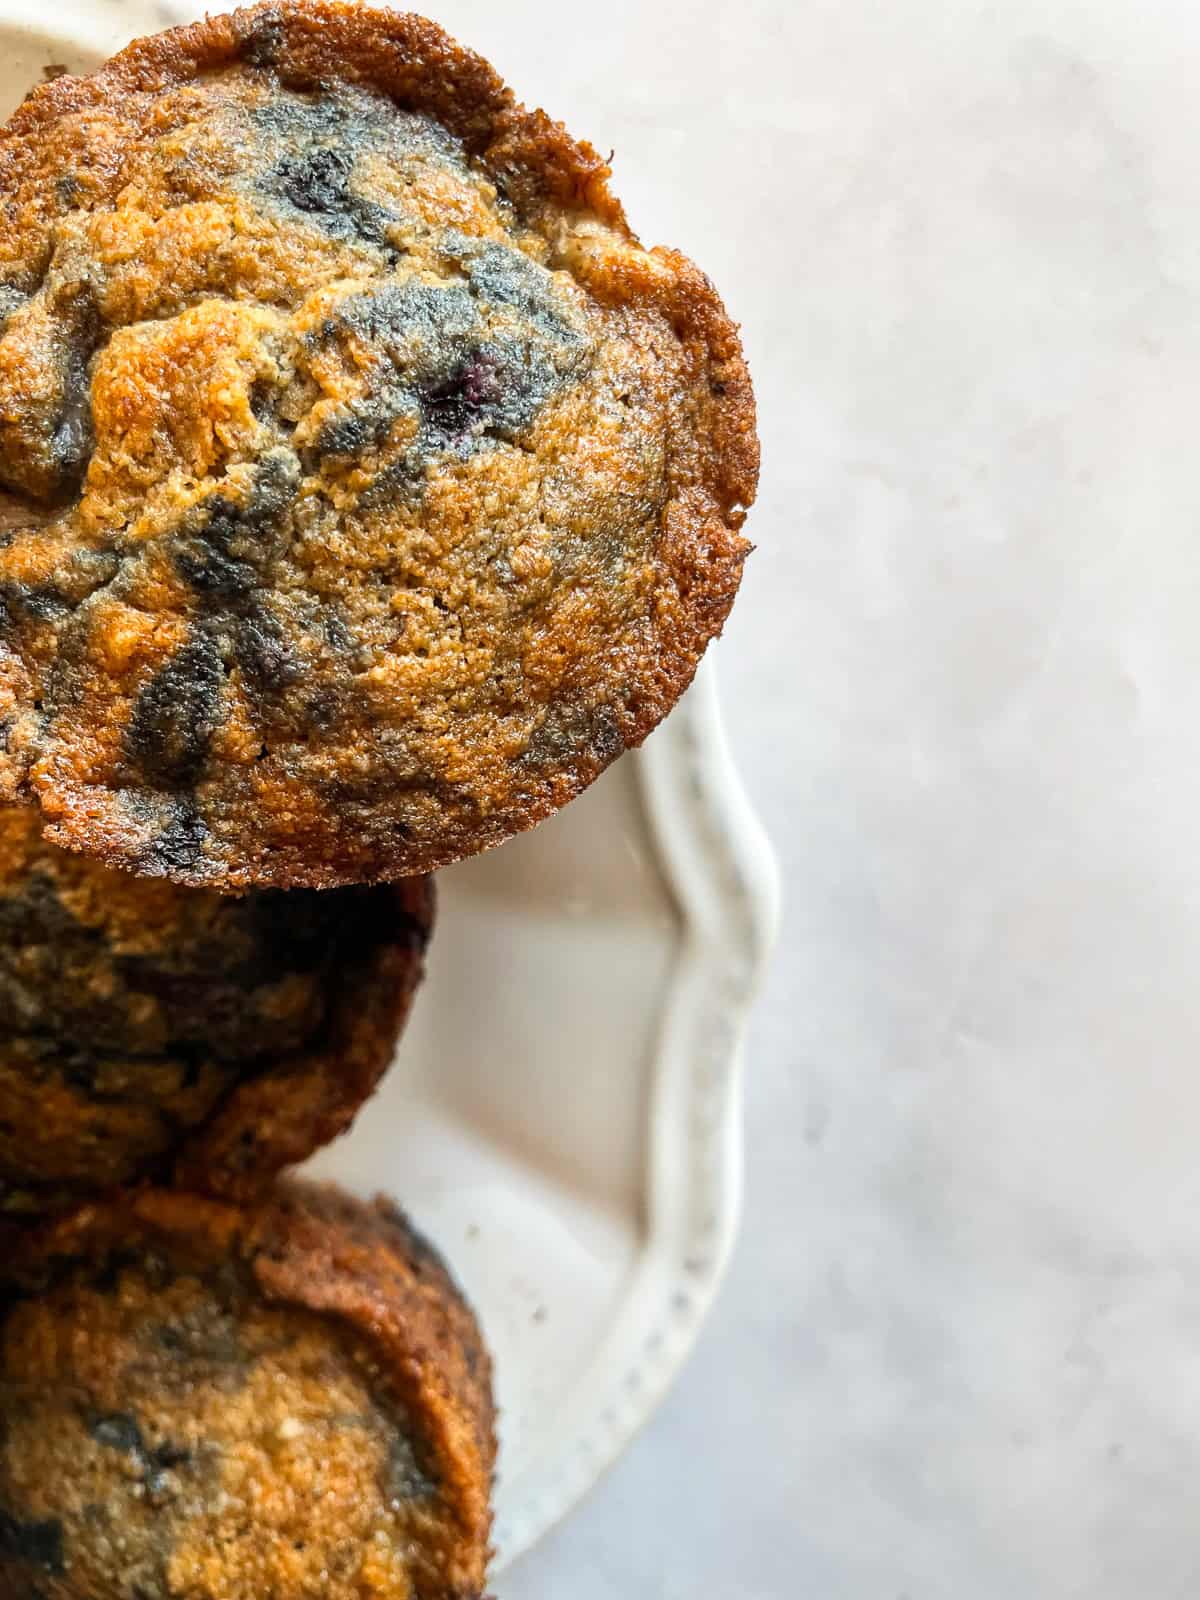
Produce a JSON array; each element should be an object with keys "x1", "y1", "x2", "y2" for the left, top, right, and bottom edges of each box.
[
  {"x1": 0, "y1": 1, "x2": 757, "y2": 889},
  {"x1": 0, "y1": 1180, "x2": 495, "y2": 1598},
  {"x1": 0, "y1": 806, "x2": 433, "y2": 1214},
  {"x1": 247, "y1": 1181, "x2": 496, "y2": 1543}
]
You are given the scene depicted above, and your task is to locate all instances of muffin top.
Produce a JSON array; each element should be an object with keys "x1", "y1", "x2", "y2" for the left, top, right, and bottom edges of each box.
[
  {"x1": 0, "y1": 806, "x2": 432, "y2": 1214},
  {"x1": 0, "y1": 0, "x2": 756, "y2": 887},
  {"x1": 0, "y1": 1182, "x2": 495, "y2": 1598}
]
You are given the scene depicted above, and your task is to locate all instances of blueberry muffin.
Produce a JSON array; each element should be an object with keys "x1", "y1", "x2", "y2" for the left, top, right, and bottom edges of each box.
[
  {"x1": 0, "y1": 0, "x2": 757, "y2": 888},
  {"x1": 0, "y1": 1181, "x2": 494, "y2": 1598},
  {"x1": 0, "y1": 806, "x2": 432, "y2": 1214}
]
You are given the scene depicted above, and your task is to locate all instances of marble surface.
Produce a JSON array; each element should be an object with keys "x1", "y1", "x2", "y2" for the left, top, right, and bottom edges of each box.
[{"x1": 484, "y1": 0, "x2": 1200, "y2": 1595}]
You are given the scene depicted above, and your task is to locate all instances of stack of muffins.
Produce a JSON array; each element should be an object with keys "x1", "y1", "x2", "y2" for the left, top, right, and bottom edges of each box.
[{"x1": 0, "y1": 3, "x2": 757, "y2": 1595}]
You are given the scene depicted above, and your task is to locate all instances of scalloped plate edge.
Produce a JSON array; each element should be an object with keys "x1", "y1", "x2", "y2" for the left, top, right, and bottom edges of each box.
[{"x1": 495, "y1": 657, "x2": 780, "y2": 1562}]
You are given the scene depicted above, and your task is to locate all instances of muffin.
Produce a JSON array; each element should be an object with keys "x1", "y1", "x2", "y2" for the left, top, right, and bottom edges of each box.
[
  {"x1": 0, "y1": 0, "x2": 757, "y2": 888},
  {"x1": 0, "y1": 806, "x2": 432, "y2": 1215},
  {"x1": 0, "y1": 1181, "x2": 495, "y2": 1598}
]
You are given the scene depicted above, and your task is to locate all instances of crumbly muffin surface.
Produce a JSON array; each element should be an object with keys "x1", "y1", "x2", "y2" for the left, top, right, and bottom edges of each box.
[
  {"x1": 0, "y1": 1, "x2": 756, "y2": 887},
  {"x1": 0, "y1": 807, "x2": 431, "y2": 1213},
  {"x1": 0, "y1": 1184, "x2": 495, "y2": 1598}
]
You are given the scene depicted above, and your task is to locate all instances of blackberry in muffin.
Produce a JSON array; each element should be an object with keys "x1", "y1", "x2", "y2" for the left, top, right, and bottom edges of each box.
[
  {"x1": 0, "y1": 1181, "x2": 494, "y2": 1598},
  {"x1": 0, "y1": 0, "x2": 757, "y2": 888},
  {"x1": 0, "y1": 807, "x2": 432, "y2": 1214}
]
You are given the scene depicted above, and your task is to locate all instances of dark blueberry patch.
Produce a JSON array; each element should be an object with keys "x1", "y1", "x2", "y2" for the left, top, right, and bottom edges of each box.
[
  {"x1": 0, "y1": 1508, "x2": 65, "y2": 1575},
  {"x1": 175, "y1": 534, "x2": 258, "y2": 600},
  {"x1": 116, "y1": 885, "x2": 347, "y2": 1007},
  {"x1": 249, "y1": 378, "x2": 278, "y2": 427},
  {"x1": 420, "y1": 354, "x2": 501, "y2": 446},
  {"x1": 173, "y1": 448, "x2": 299, "y2": 600},
  {"x1": 591, "y1": 707, "x2": 625, "y2": 764},
  {"x1": 252, "y1": 83, "x2": 467, "y2": 181},
  {"x1": 125, "y1": 632, "x2": 223, "y2": 788},
  {"x1": 232, "y1": 603, "x2": 304, "y2": 709},
  {"x1": 0, "y1": 282, "x2": 100, "y2": 503},
  {"x1": 240, "y1": 9, "x2": 285, "y2": 68},
  {"x1": 462, "y1": 240, "x2": 585, "y2": 346},
  {"x1": 136, "y1": 800, "x2": 209, "y2": 877},
  {"x1": 0, "y1": 581, "x2": 67, "y2": 633},
  {"x1": 354, "y1": 453, "x2": 423, "y2": 512},
  {"x1": 323, "y1": 610, "x2": 355, "y2": 654},
  {"x1": 0, "y1": 550, "x2": 118, "y2": 639},
  {"x1": 167, "y1": 460, "x2": 344, "y2": 731},
  {"x1": 314, "y1": 405, "x2": 397, "y2": 459},
  {"x1": 232, "y1": 449, "x2": 299, "y2": 525},
  {"x1": 152, "y1": 1442, "x2": 192, "y2": 1483},
  {"x1": 7, "y1": 585, "x2": 67, "y2": 624},
  {"x1": 324, "y1": 267, "x2": 585, "y2": 500},
  {"x1": 278, "y1": 144, "x2": 352, "y2": 216},
  {"x1": 521, "y1": 703, "x2": 625, "y2": 771},
  {"x1": 46, "y1": 284, "x2": 99, "y2": 501},
  {"x1": 251, "y1": 88, "x2": 358, "y2": 143},
  {"x1": 267, "y1": 143, "x2": 392, "y2": 245},
  {"x1": 335, "y1": 280, "x2": 477, "y2": 351}
]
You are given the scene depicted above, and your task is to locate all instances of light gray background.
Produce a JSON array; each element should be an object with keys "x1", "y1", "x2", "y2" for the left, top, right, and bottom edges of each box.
[{"x1": 472, "y1": 0, "x2": 1200, "y2": 1595}]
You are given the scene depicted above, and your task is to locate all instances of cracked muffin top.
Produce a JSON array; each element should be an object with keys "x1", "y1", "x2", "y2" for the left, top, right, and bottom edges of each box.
[
  {"x1": 0, "y1": 805, "x2": 433, "y2": 1215},
  {"x1": 0, "y1": 0, "x2": 756, "y2": 888},
  {"x1": 0, "y1": 1182, "x2": 495, "y2": 1598}
]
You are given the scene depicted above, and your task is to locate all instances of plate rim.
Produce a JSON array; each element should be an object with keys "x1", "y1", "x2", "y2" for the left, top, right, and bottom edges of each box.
[{"x1": 496, "y1": 657, "x2": 780, "y2": 1564}]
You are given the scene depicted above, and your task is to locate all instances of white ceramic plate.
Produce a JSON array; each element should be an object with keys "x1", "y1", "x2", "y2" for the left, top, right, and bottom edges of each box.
[{"x1": 0, "y1": 9, "x2": 779, "y2": 1568}]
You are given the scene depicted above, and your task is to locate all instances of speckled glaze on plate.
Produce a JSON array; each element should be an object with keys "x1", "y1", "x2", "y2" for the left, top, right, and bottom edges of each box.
[{"x1": 0, "y1": 6, "x2": 778, "y2": 1570}]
